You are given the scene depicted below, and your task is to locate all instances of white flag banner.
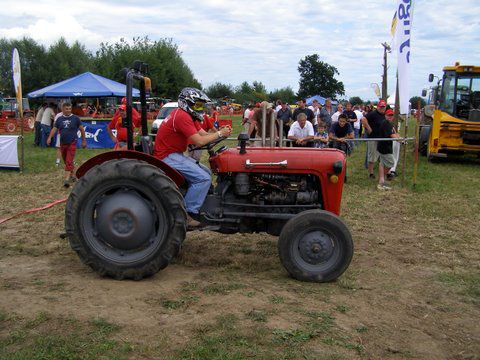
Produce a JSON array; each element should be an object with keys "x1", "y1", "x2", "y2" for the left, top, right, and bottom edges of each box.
[
  {"x1": 394, "y1": 0, "x2": 414, "y2": 114},
  {"x1": 12, "y1": 48, "x2": 23, "y2": 118}
]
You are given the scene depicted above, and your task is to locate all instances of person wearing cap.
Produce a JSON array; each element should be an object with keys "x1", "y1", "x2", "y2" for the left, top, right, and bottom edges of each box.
[
  {"x1": 376, "y1": 107, "x2": 399, "y2": 190},
  {"x1": 361, "y1": 99, "x2": 387, "y2": 179},
  {"x1": 107, "y1": 104, "x2": 141, "y2": 150}
]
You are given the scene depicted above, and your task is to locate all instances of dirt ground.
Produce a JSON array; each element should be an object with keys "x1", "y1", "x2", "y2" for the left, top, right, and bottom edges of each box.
[{"x1": 0, "y1": 169, "x2": 479, "y2": 359}]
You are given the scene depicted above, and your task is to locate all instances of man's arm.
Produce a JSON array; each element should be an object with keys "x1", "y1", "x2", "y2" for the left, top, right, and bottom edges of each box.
[
  {"x1": 361, "y1": 116, "x2": 372, "y2": 134},
  {"x1": 189, "y1": 126, "x2": 231, "y2": 147},
  {"x1": 79, "y1": 125, "x2": 87, "y2": 148},
  {"x1": 46, "y1": 127, "x2": 57, "y2": 146}
]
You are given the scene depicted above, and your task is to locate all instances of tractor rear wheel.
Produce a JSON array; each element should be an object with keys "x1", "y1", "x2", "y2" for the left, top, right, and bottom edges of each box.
[
  {"x1": 65, "y1": 159, "x2": 187, "y2": 280},
  {"x1": 278, "y1": 210, "x2": 353, "y2": 282}
]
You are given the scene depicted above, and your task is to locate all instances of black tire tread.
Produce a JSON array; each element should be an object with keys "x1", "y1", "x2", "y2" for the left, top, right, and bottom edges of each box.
[
  {"x1": 278, "y1": 209, "x2": 353, "y2": 282},
  {"x1": 65, "y1": 159, "x2": 186, "y2": 280}
]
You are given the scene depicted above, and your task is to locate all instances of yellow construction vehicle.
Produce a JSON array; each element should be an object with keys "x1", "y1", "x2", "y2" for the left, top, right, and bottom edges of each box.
[{"x1": 419, "y1": 63, "x2": 480, "y2": 160}]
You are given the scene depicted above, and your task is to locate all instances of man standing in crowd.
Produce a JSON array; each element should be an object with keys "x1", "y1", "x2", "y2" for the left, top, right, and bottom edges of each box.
[
  {"x1": 331, "y1": 103, "x2": 344, "y2": 124},
  {"x1": 384, "y1": 109, "x2": 400, "y2": 179},
  {"x1": 361, "y1": 100, "x2": 387, "y2": 179},
  {"x1": 40, "y1": 103, "x2": 55, "y2": 148},
  {"x1": 308, "y1": 99, "x2": 321, "y2": 126},
  {"x1": 153, "y1": 88, "x2": 232, "y2": 229},
  {"x1": 376, "y1": 108, "x2": 400, "y2": 190},
  {"x1": 292, "y1": 99, "x2": 315, "y2": 130},
  {"x1": 288, "y1": 113, "x2": 314, "y2": 147},
  {"x1": 329, "y1": 113, "x2": 354, "y2": 155},
  {"x1": 34, "y1": 103, "x2": 46, "y2": 146},
  {"x1": 319, "y1": 98, "x2": 335, "y2": 131},
  {"x1": 242, "y1": 104, "x2": 254, "y2": 134},
  {"x1": 47, "y1": 102, "x2": 86, "y2": 188},
  {"x1": 276, "y1": 101, "x2": 292, "y2": 146},
  {"x1": 353, "y1": 105, "x2": 363, "y2": 139},
  {"x1": 107, "y1": 104, "x2": 141, "y2": 150}
]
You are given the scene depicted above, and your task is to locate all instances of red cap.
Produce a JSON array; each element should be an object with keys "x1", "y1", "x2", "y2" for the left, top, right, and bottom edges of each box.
[
  {"x1": 385, "y1": 109, "x2": 394, "y2": 116},
  {"x1": 121, "y1": 97, "x2": 127, "y2": 104},
  {"x1": 378, "y1": 100, "x2": 387, "y2": 107},
  {"x1": 119, "y1": 105, "x2": 126, "y2": 111}
]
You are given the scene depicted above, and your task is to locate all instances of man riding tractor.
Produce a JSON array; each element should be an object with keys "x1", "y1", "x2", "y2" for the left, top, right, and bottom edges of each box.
[{"x1": 152, "y1": 88, "x2": 232, "y2": 229}]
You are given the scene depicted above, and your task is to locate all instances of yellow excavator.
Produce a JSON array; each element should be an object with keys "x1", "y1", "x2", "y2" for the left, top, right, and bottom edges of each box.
[{"x1": 420, "y1": 63, "x2": 480, "y2": 160}]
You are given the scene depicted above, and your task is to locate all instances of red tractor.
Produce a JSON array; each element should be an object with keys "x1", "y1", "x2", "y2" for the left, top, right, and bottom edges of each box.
[{"x1": 64, "y1": 64, "x2": 353, "y2": 282}]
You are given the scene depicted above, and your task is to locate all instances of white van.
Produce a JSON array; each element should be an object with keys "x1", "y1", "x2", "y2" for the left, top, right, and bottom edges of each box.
[{"x1": 151, "y1": 102, "x2": 178, "y2": 134}]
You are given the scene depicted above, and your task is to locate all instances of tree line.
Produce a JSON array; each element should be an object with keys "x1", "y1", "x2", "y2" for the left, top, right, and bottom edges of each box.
[{"x1": 1, "y1": 36, "x2": 384, "y2": 106}]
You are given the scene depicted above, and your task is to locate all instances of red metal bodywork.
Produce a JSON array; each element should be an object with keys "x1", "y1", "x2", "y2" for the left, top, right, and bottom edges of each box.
[
  {"x1": 76, "y1": 151, "x2": 185, "y2": 188},
  {"x1": 209, "y1": 147, "x2": 346, "y2": 215}
]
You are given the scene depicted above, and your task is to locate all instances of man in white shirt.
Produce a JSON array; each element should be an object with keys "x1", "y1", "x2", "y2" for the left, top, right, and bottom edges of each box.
[
  {"x1": 331, "y1": 103, "x2": 343, "y2": 124},
  {"x1": 40, "y1": 103, "x2": 55, "y2": 148},
  {"x1": 353, "y1": 105, "x2": 363, "y2": 139},
  {"x1": 308, "y1": 99, "x2": 321, "y2": 130},
  {"x1": 288, "y1": 113, "x2": 314, "y2": 147},
  {"x1": 242, "y1": 104, "x2": 254, "y2": 134}
]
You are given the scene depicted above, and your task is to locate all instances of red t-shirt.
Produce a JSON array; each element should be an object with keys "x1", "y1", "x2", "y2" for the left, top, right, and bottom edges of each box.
[
  {"x1": 153, "y1": 109, "x2": 202, "y2": 159},
  {"x1": 202, "y1": 114, "x2": 216, "y2": 131},
  {"x1": 108, "y1": 109, "x2": 141, "y2": 142}
]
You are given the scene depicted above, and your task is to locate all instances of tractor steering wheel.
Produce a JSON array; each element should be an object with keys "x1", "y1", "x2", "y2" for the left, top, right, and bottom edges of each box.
[{"x1": 189, "y1": 136, "x2": 225, "y2": 152}]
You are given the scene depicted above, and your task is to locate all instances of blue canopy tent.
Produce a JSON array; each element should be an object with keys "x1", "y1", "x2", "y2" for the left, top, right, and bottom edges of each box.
[
  {"x1": 305, "y1": 95, "x2": 326, "y2": 106},
  {"x1": 27, "y1": 72, "x2": 139, "y2": 98}
]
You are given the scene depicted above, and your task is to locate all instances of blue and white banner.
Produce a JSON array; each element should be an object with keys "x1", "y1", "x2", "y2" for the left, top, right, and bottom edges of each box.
[
  {"x1": 77, "y1": 121, "x2": 115, "y2": 149},
  {"x1": 393, "y1": 0, "x2": 414, "y2": 114}
]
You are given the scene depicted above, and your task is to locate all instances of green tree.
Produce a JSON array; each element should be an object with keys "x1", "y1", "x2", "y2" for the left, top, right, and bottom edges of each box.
[
  {"x1": 234, "y1": 81, "x2": 267, "y2": 104},
  {"x1": 94, "y1": 37, "x2": 200, "y2": 98},
  {"x1": 45, "y1": 38, "x2": 93, "y2": 84},
  {"x1": 205, "y1": 82, "x2": 234, "y2": 100},
  {"x1": 409, "y1": 96, "x2": 426, "y2": 109},
  {"x1": 297, "y1": 54, "x2": 344, "y2": 99},
  {"x1": 348, "y1": 96, "x2": 364, "y2": 106},
  {"x1": 269, "y1": 87, "x2": 296, "y2": 104},
  {"x1": 0, "y1": 37, "x2": 49, "y2": 95}
]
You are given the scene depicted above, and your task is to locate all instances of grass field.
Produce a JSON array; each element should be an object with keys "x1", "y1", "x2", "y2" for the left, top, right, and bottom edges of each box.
[{"x1": 0, "y1": 117, "x2": 479, "y2": 359}]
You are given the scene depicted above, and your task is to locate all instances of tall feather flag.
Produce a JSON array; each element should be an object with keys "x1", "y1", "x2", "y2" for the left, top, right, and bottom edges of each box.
[{"x1": 392, "y1": 1, "x2": 414, "y2": 114}]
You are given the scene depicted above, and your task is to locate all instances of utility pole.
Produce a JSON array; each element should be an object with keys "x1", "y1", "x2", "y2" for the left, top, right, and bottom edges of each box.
[{"x1": 381, "y1": 42, "x2": 391, "y2": 100}]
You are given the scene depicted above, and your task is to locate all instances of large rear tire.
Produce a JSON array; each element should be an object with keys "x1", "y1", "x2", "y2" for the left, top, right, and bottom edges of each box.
[
  {"x1": 278, "y1": 210, "x2": 353, "y2": 282},
  {"x1": 65, "y1": 159, "x2": 187, "y2": 280}
]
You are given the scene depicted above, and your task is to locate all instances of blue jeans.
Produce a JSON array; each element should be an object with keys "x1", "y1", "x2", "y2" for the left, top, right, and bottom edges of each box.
[
  {"x1": 40, "y1": 124, "x2": 51, "y2": 148},
  {"x1": 162, "y1": 152, "x2": 211, "y2": 214}
]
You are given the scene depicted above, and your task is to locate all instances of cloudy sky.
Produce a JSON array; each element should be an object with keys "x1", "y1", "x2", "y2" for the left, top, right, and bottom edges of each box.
[{"x1": 2, "y1": 0, "x2": 480, "y2": 101}]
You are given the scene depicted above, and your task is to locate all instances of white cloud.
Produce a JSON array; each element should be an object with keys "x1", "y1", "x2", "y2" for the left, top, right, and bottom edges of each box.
[{"x1": 1, "y1": 0, "x2": 480, "y2": 101}]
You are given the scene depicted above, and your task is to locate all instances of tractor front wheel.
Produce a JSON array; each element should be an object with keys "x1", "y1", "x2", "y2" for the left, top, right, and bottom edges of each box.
[
  {"x1": 65, "y1": 159, "x2": 187, "y2": 280},
  {"x1": 278, "y1": 210, "x2": 353, "y2": 282}
]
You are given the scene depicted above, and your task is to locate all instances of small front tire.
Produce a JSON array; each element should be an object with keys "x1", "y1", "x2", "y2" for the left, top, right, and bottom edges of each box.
[{"x1": 278, "y1": 210, "x2": 353, "y2": 282}]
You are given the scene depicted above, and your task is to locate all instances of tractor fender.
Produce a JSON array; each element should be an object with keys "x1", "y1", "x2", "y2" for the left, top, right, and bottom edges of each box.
[{"x1": 76, "y1": 150, "x2": 185, "y2": 188}]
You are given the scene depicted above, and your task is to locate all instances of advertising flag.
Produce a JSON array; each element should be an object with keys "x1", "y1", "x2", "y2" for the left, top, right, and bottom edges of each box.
[
  {"x1": 12, "y1": 48, "x2": 23, "y2": 118},
  {"x1": 393, "y1": 0, "x2": 413, "y2": 114}
]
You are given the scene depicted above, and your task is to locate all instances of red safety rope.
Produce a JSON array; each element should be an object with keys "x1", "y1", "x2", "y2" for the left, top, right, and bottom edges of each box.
[{"x1": 0, "y1": 198, "x2": 67, "y2": 225}]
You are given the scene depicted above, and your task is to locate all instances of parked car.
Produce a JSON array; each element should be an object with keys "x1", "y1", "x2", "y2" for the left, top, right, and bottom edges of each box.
[{"x1": 151, "y1": 102, "x2": 178, "y2": 135}]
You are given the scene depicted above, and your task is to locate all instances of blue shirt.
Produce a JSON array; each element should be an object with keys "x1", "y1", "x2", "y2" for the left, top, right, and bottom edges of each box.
[{"x1": 54, "y1": 114, "x2": 82, "y2": 144}]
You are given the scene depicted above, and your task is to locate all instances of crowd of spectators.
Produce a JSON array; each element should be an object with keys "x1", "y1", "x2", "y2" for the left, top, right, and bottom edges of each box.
[{"x1": 242, "y1": 97, "x2": 401, "y2": 190}]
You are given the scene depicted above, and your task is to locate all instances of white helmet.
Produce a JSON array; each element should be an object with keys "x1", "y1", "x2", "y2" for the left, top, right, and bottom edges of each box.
[{"x1": 178, "y1": 87, "x2": 211, "y2": 121}]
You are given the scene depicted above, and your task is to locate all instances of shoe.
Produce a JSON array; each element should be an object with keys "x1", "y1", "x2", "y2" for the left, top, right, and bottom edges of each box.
[
  {"x1": 369, "y1": 173, "x2": 375, "y2": 179},
  {"x1": 187, "y1": 214, "x2": 201, "y2": 230},
  {"x1": 63, "y1": 181, "x2": 70, "y2": 189},
  {"x1": 390, "y1": 171, "x2": 397, "y2": 177},
  {"x1": 377, "y1": 184, "x2": 392, "y2": 191},
  {"x1": 386, "y1": 173, "x2": 394, "y2": 181},
  {"x1": 55, "y1": 159, "x2": 61, "y2": 167}
]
